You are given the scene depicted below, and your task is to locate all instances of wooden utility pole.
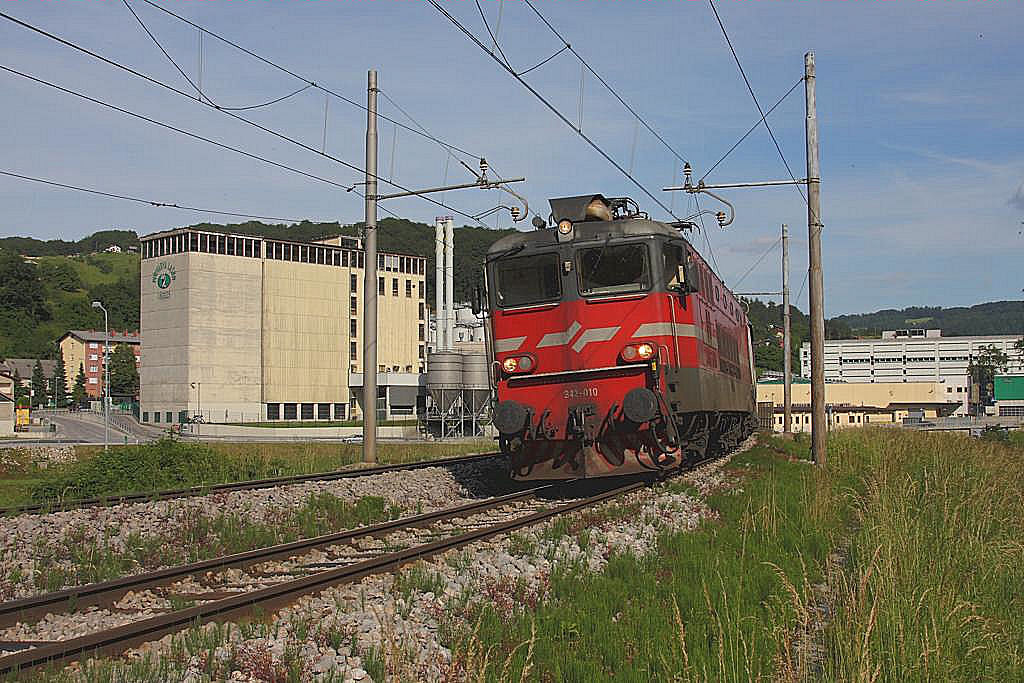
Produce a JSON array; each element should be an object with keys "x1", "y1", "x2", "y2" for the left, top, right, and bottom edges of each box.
[
  {"x1": 805, "y1": 52, "x2": 826, "y2": 465},
  {"x1": 362, "y1": 69, "x2": 378, "y2": 464},
  {"x1": 782, "y1": 223, "x2": 792, "y2": 436}
]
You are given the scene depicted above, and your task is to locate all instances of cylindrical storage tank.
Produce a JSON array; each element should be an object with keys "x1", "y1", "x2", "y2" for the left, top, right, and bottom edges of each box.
[
  {"x1": 427, "y1": 351, "x2": 464, "y2": 411},
  {"x1": 462, "y1": 351, "x2": 492, "y2": 413}
]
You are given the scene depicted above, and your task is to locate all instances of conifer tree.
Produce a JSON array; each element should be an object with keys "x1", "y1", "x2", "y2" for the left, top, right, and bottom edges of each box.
[
  {"x1": 31, "y1": 360, "x2": 48, "y2": 408},
  {"x1": 52, "y1": 349, "x2": 68, "y2": 408},
  {"x1": 71, "y1": 363, "x2": 88, "y2": 408}
]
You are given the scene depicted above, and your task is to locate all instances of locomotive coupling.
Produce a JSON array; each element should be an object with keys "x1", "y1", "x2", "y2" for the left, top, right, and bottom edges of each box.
[{"x1": 622, "y1": 387, "x2": 659, "y2": 424}]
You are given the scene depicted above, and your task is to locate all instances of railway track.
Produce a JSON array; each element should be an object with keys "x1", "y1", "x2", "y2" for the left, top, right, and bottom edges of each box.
[
  {"x1": 0, "y1": 447, "x2": 740, "y2": 677},
  {"x1": 0, "y1": 451, "x2": 500, "y2": 517}
]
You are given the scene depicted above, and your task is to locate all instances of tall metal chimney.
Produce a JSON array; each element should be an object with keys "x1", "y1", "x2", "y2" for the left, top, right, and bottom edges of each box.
[
  {"x1": 434, "y1": 217, "x2": 445, "y2": 350},
  {"x1": 444, "y1": 217, "x2": 455, "y2": 350}
]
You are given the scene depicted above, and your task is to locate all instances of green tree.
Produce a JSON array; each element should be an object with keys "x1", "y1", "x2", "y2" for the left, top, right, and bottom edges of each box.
[
  {"x1": 968, "y1": 345, "x2": 1009, "y2": 410},
  {"x1": 52, "y1": 349, "x2": 68, "y2": 408},
  {"x1": 71, "y1": 363, "x2": 88, "y2": 407},
  {"x1": 37, "y1": 259, "x2": 83, "y2": 292},
  {"x1": 11, "y1": 368, "x2": 26, "y2": 403},
  {"x1": 30, "y1": 360, "x2": 48, "y2": 408},
  {"x1": 0, "y1": 250, "x2": 49, "y2": 321},
  {"x1": 108, "y1": 344, "x2": 139, "y2": 399}
]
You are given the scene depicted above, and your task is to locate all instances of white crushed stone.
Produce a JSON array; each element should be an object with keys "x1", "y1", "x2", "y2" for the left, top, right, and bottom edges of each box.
[{"x1": 0, "y1": 459, "x2": 505, "y2": 602}]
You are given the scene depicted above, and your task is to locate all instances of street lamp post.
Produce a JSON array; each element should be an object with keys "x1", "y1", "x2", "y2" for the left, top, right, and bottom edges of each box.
[{"x1": 91, "y1": 300, "x2": 109, "y2": 451}]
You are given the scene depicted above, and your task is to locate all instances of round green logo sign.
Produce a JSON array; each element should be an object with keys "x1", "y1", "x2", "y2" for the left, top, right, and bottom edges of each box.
[{"x1": 152, "y1": 262, "x2": 176, "y2": 294}]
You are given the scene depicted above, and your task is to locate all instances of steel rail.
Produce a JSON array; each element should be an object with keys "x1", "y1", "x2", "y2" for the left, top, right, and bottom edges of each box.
[
  {"x1": 0, "y1": 482, "x2": 550, "y2": 629},
  {"x1": 0, "y1": 452, "x2": 500, "y2": 517},
  {"x1": 0, "y1": 478, "x2": 653, "y2": 675}
]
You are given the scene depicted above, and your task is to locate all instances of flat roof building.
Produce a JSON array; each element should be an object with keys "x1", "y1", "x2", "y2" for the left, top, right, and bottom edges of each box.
[
  {"x1": 757, "y1": 380, "x2": 962, "y2": 433},
  {"x1": 57, "y1": 331, "x2": 141, "y2": 399},
  {"x1": 139, "y1": 227, "x2": 426, "y2": 424},
  {"x1": 800, "y1": 330, "x2": 1024, "y2": 415}
]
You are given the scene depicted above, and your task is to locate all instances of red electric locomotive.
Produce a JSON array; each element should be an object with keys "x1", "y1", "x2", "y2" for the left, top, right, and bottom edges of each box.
[{"x1": 485, "y1": 194, "x2": 757, "y2": 480}]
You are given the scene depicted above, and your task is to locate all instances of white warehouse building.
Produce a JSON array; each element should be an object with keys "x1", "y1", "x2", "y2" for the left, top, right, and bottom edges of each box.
[{"x1": 800, "y1": 329, "x2": 1024, "y2": 415}]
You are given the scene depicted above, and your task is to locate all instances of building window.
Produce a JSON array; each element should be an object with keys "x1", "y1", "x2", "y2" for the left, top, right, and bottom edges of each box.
[
  {"x1": 350, "y1": 319, "x2": 358, "y2": 337},
  {"x1": 153, "y1": 412, "x2": 160, "y2": 423},
  {"x1": 166, "y1": 411, "x2": 173, "y2": 423},
  {"x1": 418, "y1": 324, "x2": 424, "y2": 342},
  {"x1": 317, "y1": 403, "x2": 331, "y2": 420},
  {"x1": 350, "y1": 341, "x2": 357, "y2": 359},
  {"x1": 301, "y1": 403, "x2": 314, "y2": 420},
  {"x1": 89, "y1": 354, "x2": 98, "y2": 361},
  {"x1": 392, "y1": 278, "x2": 399, "y2": 296},
  {"x1": 283, "y1": 403, "x2": 298, "y2": 420},
  {"x1": 142, "y1": 412, "x2": 148, "y2": 422},
  {"x1": 419, "y1": 344, "x2": 425, "y2": 359},
  {"x1": 350, "y1": 297, "x2": 358, "y2": 315},
  {"x1": 418, "y1": 281, "x2": 424, "y2": 299},
  {"x1": 334, "y1": 403, "x2": 346, "y2": 420},
  {"x1": 378, "y1": 277, "x2": 385, "y2": 295},
  {"x1": 418, "y1": 302, "x2": 424, "y2": 319},
  {"x1": 351, "y1": 274, "x2": 357, "y2": 292},
  {"x1": 227, "y1": 237, "x2": 235, "y2": 256},
  {"x1": 88, "y1": 377, "x2": 98, "y2": 384},
  {"x1": 89, "y1": 343, "x2": 98, "y2": 349},
  {"x1": 89, "y1": 366, "x2": 98, "y2": 373}
]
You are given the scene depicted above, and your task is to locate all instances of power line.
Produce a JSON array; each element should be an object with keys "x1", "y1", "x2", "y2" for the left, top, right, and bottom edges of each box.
[
  {"x1": 426, "y1": 0, "x2": 682, "y2": 221},
  {"x1": 0, "y1": 169, "x2": 308, "y2": 222},
  {"x1": 0, "y1": 12, "x2": 488, "y2": 225},
  {"x1": 121, "y1": 0, "x2": 314, "y2": 111},
  {"x1": 731, "y1": 236, "x2": 781, "y2": 289},
  {"x1": 521, "y1": 0, "x2": 690, "y2": 167},
  {"x1": 707, "y1": 0, "x2": 807, "y2": 204},
  {"x1": 131, "y1": 0, "x2": 491, "y2": 168},
  {"x1": 700, "y1": 77, "x2": 804, "y2": 183}
]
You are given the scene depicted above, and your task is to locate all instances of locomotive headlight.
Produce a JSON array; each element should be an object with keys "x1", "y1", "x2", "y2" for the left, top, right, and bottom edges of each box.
[
  {"x1": 501, "y1": 354, "x2": 537, "y2": 374},
  {"x1": 621, "y1": 342, "x2": 656, "y2": 363},
  {"x1": 557, "y1": 219, "x2": 573, "y2": 235}
]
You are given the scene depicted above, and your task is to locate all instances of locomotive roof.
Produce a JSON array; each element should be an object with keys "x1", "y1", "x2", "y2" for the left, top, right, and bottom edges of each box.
[{"x1": 487, "y1": 217, "x2": 683, "y2": 256}]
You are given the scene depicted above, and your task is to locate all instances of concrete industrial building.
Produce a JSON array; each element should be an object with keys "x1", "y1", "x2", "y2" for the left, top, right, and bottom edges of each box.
[
  {"x1": 57, "y1": 331, "x2": 141, "y2": 398},
  {"x1": 139, "y1": 227, "x2": 426, "y2": 424},
  {"x1": 800, "y1": 329, "x2": 1024, "y2": 414},
  {"x1": 757, "y1": 380, "x2": 962, "y2": 433}
]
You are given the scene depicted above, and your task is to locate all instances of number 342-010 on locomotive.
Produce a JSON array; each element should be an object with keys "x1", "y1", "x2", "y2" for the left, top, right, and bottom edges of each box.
[{"x1": 484, "y1": 194, "x2": 758, "y2": 481}]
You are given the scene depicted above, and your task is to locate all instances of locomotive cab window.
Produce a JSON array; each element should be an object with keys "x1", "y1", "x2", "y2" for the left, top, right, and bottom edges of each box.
[
  {"x1": 493, "y1": 252, "x2": 561, "y2": 307},
  {"x1": 577, "y1": 243, "x2": 650, "y2": 296}
]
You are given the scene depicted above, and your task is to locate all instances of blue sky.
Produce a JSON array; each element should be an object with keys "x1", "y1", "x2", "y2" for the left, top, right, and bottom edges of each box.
[{"x1": 1, "y1": 0, "x2": 1021, "y2": 316}]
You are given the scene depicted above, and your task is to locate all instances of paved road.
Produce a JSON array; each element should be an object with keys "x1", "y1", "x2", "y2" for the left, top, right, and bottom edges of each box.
[{"x1": 47, "y1": 413, "x2": 139, "y2": 445}]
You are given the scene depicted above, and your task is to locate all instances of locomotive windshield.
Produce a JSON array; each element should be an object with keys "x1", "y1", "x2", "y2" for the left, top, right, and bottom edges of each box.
[
  {"x1": 577, "y1": 243, "x2": 650, "y2": 296},
  {"x1": 494, "y1": 252, "x2": 561, "y2": 307}
]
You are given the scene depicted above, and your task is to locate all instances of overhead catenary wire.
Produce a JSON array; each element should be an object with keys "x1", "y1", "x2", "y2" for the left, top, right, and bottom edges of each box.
[
  {"x1": 122, "y1": 0, "x2": 314, "y2": 111},
  {"x1": 731, "y1": 236, "x2": 781, "y2": 289},
  {"x1": 522, "y1": 0, "x2": 690, "y2": 167},
  {"x1": 707, "y1": 0, "x2": 807, "y2": 205},
  {"x1": 130, "y1": 0, "x2": 492, "y2": 168},
  {"x1": 699, "y1": 77, "x2": 804, "y2": 183},
  {"x1": 426, "y1": 0, "x2": 682, "y2": 221},
  {"x1": 0, "y1": 12, "x2": 489, "y2": 226},
  {"x1": 0, "y1": 169, "x2": 309, "y2": 222}
]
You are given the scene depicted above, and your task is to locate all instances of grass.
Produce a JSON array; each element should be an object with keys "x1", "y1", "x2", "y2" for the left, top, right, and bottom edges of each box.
[
  {"x1": 451, "y1": 439, "x2": 834, "y2": 681},
  {"x1": 452, "y1": 428, "x2": 1024, "y2": 681},
  {"x1": 0, "y1": 437, "x2": 493, "y2": 509},
  {"x1": 819, "y1": 429, "x2": 1024, "y2": 680}
]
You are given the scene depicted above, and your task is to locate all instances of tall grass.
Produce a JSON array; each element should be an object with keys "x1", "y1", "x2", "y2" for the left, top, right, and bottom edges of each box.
[
  {"x1": 820, "y1": 429, "x2": 1024, "y2": 680},
  {"x1": 10, "y1": 438, "x2": 492, "y2": 506},
  {"x1": 452, "y1": 442, "x2": 837, "y2": 681}
]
